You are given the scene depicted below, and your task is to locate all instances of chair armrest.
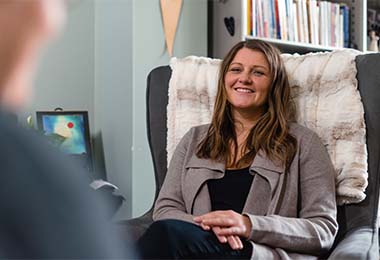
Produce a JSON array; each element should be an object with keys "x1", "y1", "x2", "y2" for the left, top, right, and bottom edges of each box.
[
  {"x1": 328, "y1": 227, "x2": 379, "y2": 260},
  {"x1": 116, "y1": 210, "x2": 153, "y2": 241}
]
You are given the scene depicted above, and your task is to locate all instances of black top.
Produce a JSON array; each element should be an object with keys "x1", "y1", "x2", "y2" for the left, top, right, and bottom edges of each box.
[{"x1": 207, "y1": 167, "x2": 254, "y2": 213}]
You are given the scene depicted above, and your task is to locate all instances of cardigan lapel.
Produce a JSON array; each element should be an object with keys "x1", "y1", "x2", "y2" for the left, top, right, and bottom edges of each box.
[
  {"x1": 185, "y1": 155, "x2": 225, "y2": 172},
  {"x1": 184, "y1": 155, "x2": 224, "y2": 214},
  {"x1": 251, "y1": 151, "x2": 285, "y2": 193},
  {"x1": 184, "y1": 151, "x2": 285, "y2": 216},
  {"x1": 243, "y1": 151, "x2": 285, "y2": 215}
]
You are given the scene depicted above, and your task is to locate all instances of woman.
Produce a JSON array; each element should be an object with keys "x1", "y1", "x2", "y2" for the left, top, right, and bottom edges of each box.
[{"x1": 138, "y1": 39, "x2": 338, "y2": 259}]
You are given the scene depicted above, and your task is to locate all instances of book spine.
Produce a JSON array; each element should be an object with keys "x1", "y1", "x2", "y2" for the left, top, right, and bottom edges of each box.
[
  {"x1": 296, "y1": 0, "x2": 304, "y2": 42},
  {"x1": 292, "y1": 3, "x2": 300, "y2": 42},
  {"x1": 252, "y1": 0, "x2": 256, "y2": 37},
  {"x1": 314, "y1": 0, "x2": 319, "y2": 45},
  {"x1": 340, "y1": 4, "x2": 350, "y2": 48},
  {"x1": 307, "y1": 0, "x2": 313, "y2": 44},
  {"x1": 274, "y1": 0, "x2": 281, "y2": 39},
  {"x1": 263, "y1": 0, "x2": 270, "y2": 37},
  {"x1": 269, "y1": 0, "x2": 276, "y2": 38},
  {"x1": 285, "y1": 0, "x2": 294, "y2": 42},
  {"x1": 335, "y1": 3, "x2": 341, "y2": 47},
  {"x1": 331, "y1": 2, "x2": 336, "y2": 47},
  {"x1": 257, "y1": 0, "x2": 264, "y2": 37},
  {"x1": 302, "y1": 0, "x2": 309, "y2": 43},
  {"x1": 247, "y1": 0, "x2": 252, "y2": 35},
  {"x1": 280, "y1": 0, "x2": 288, "y2": 40},
  {"x1": 340, "y1": 10, "x2": 344, "y2": 47},
  {"x1": 319, "y1": 1, "x2": 325, "y2": 46}
]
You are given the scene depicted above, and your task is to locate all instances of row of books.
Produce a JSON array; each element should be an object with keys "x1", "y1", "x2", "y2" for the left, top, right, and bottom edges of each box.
[{"x1": 247, "y1": 0, "x2": 350, "y2": 48}]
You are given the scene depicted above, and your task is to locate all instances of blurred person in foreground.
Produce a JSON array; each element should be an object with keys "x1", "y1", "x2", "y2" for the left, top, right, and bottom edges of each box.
[{"x1": 0, "y1": 0, "x2": 133, "y2": 258}]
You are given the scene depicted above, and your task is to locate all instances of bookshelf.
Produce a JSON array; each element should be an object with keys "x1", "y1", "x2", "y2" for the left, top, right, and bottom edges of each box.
[{"x1": 209, "y1": 0, "x2": 374, "y2": 58}]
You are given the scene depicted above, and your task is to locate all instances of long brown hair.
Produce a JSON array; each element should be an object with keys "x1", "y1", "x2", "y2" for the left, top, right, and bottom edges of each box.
[{"x1": 196, "y1": 39, "x2": 297, "y2": 170}]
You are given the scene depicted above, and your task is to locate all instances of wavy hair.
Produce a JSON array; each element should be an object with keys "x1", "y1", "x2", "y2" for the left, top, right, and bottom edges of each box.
[{"x1": 196, "y1": 39, "x2": 297, "y2": 169}]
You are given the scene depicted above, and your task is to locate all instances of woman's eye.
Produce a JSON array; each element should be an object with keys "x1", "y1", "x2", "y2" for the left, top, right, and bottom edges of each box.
[
  {"x1": 252, "y1": 70, "x2": 264, "y2": 76},
  {"x1": 229, "y1": 67, "x2": 241, "y2": 72}
]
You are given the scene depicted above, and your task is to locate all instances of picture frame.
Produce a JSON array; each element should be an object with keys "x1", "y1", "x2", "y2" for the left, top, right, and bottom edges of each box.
[
  {"x1": 368, "y1": 8, "x2": 377, "y2": 25},
  {"x1": 36, "y1": 110, "x2": 93, "y2": 172},
  {"x1": 368, "y1": 8, "x2": 380, "y2": 35}
]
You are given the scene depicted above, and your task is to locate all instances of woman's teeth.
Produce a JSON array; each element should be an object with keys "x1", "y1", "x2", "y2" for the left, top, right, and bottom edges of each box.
[{"x1": 235, "y1": 88, "x2": 254, "y2": 93}]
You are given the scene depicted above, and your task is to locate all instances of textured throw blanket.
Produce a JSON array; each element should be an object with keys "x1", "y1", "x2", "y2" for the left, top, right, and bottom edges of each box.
[{"x1": 167, "y1": 50, "x2": 367, "y2": 205}]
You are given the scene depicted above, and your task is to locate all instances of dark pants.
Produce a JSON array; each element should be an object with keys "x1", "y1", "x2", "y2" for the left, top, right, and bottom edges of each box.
[{"x1": 137, "y1": 219, "x2": 252, "y2": 259}]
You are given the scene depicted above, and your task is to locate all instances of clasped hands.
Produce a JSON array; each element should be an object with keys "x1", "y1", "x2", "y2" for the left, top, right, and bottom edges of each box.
[{"x1": 193, "y1": 210, "x2": 252, "y2": 250}]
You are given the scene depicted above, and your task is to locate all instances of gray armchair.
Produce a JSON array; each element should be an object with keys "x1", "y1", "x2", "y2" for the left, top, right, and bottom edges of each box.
[{"x1": 119, "y1": 53, "x2": 380, "y2": 259}]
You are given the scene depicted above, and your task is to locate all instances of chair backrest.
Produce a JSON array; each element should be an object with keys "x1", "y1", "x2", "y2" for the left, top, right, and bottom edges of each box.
[
  {"x1": 331, "y1": 54, "x2": 380, "y2": 247},
  {"x1": 145, "y1": 54, "x2": 380, "y2": 254},
  {"x1": 146, "y1": 66, "x2": 171, "y2": 202}
]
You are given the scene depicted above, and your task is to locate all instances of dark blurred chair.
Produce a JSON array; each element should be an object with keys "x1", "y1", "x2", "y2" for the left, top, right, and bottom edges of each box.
[
  {"x1": 119, "y1": 54, "x2": 380, "y2": 259},
  {"x1": 117, "y1": 65, "x2": 171, "y2": 241}
]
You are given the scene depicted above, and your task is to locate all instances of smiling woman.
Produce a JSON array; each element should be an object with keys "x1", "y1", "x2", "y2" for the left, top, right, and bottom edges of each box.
[
  {"x1": 198, "y1": 40, "x2": 297, "y2": 170},
  {"x1": 224, "y1": 48, "x2": 272, "y2": 136},
  {"x1": 136, "y1": 39, "x2": 338, "y2": 259}
]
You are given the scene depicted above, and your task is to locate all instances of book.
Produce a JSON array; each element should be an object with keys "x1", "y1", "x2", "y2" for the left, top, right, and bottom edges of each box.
[
  {"x1": 340, "y1": 4, "x2": 350, "y2": 48},
  {"x1": 307, "y1": 0, "x2": 313, "y2": 44},
  {"x1": 293, "y1": 2, "x2": 299, "y2": 42},
  {"x1": 247, "y1": 0, "x2": 252, "y2": 35},
  {"x1": 252, "y1": 0, "x2": 256, "y2": 36},
  {"x1": 285, "y1": 0, "x2": 294, "y2": 42},
  {"x1": 296, "y1": 0, "x2": 304, "y2": 42},
  {"x1": 301, "y1": 0, "x2": 309, "y2": 43}
]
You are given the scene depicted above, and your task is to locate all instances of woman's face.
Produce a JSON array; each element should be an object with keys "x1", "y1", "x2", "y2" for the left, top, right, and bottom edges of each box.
[{"x1": 224, "y1": 47, "x2": 272, "y2": 119}]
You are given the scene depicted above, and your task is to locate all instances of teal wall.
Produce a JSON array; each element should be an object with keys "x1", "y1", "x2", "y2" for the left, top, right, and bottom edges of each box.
[
  {"x1": 23, "y1": 0, "x2": 95, "y2": 127},
  {"x1": 132, "y1": 0, "x2": 208, "y2": 217},
  {"x1": 95, "y1": 0, "x2": 134, "y2": 218},
  {"x1": 20, "y1": 0, "x2": 207, "y2": 219}
]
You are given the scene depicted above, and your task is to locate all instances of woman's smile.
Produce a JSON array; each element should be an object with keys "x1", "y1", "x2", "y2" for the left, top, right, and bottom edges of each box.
[
  {"x1": 224, "y1": 47, "x2": 272, "y2": 120},
  {"x1": 234, "y1": 87, "x2": 255, "y2": 93}
]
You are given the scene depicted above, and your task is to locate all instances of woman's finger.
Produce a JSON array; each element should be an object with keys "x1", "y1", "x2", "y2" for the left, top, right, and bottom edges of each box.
[
  {"x1": 199, "y1": 217, "x2": 234, "y2": 227},
  {"x1": 200, "y1": 222, "x2": 210, "y2": 231},
  {"x1": 212, "y1": 226, "x2": 227, "y2": 243},
  {"x1": 214, "y1": 226, "x2": 241, "y2": 236},
  {"x1": 227, "y1": 235, "x2": 243, "y2": 250},
  {"x1": 193, "y1": 210, "x2": 232, "y2": 223}
]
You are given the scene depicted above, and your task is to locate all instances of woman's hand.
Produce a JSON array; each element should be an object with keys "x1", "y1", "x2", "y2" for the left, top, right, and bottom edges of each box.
[
  {"x1": 211, "y1": 226, "x2": 243, "y2": 250},
  {"x1": 194, "y1": 210, "x2": 252, "y2": 249}
]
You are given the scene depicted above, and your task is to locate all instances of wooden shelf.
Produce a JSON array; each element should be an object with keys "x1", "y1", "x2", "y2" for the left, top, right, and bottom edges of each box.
[{"x1": 246, "y1": 36, "x2": 342, "y2": 54}]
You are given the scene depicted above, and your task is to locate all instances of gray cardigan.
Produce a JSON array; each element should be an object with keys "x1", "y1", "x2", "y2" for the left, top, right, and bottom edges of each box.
[{"x1": 153, "y1": 123, "x2": 338, "y2": 259}]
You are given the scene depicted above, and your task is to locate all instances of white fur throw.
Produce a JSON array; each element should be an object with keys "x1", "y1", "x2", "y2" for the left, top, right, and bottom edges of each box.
[{"x1": 167, "y1": 50, "x2": 367, "y2": 205}]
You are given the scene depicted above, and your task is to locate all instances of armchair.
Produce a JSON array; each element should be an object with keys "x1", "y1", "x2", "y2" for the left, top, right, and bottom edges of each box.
[{"x1": 119, "y1": 53, "x2": 380, "y2": 259}]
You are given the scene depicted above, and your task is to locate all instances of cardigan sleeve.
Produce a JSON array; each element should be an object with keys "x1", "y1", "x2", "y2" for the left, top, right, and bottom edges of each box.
[
  {"x1": 244, "y1": 132, "x2": 338, "y2": 257},
  {"x1": 153, "y1": 128, "x2": 195, "y2": 224}
]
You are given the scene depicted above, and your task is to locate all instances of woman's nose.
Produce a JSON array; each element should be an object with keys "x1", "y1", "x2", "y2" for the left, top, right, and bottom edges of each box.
[{"x1": 238, "y1": 73, "x2": 252, "y2": 84}]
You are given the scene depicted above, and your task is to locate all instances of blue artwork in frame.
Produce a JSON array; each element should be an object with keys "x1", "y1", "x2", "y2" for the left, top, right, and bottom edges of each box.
[{"x1": 36, "y1": 110, "x2": 93, "y2": 172}]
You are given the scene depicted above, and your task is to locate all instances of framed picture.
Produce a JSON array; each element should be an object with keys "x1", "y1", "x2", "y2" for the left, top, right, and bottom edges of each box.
[
  {"x1": 36, "y1": 110, "x2": 93, "y2": 172},
  {"x1": 368, "y1": 8, "x2": 380, "y2": 35},
  {"x1": 368, "y1": 8, "x2": 377, "y2": 25}
]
